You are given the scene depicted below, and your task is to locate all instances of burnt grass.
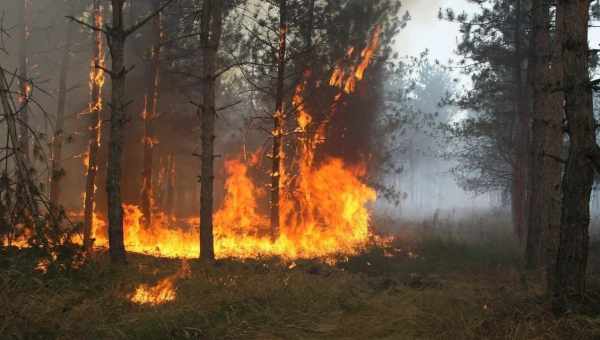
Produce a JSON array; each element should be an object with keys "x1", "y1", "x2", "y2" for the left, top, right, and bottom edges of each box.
[{"x1": 2, "y1": 226, "x2": 600, "y2": 339}]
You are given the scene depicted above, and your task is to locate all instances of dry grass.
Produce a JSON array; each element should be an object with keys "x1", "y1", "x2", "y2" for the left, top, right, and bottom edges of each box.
[{"x1": 1, "y1": 219, "x2": 600, "y2": 339}]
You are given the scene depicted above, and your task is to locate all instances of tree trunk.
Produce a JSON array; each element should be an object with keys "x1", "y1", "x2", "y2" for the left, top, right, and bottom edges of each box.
[
  {"x1": 106, "y1": 0, "x2": 128, "y2": 264},
  {"x1": 165, "y1": 153, "x2": 175, "y2": 217},
  {"x1": 83, "y1": 0, "x2": 105, "y2": 251},
  {"x1": 141, "y1": 1, "x2": 162, "y2": 228},
  {"x1": 543, "y1": 2, "x2": 564, "y2": 294},
  {"x1": 17, "y1": 0, "x2": 31, "y2": 161},
  {"x1": 511, "y1": 0, "x2": 530, "y2": 244},
  {"x1": 553, "y1": 0, "x2": 594, "y2": 312},
  {"x1": 271, "y1": 0, "x2": 287, "y2": 240},
  {"x1": 50, "y1": 14, "x2": 75, "y2": 206},
  {"x1": 199, "y1": 0, "x2": 223, "y2": 261},
  {"x1": 526, "y1": 0, "x2": 565, "y2": 278}
]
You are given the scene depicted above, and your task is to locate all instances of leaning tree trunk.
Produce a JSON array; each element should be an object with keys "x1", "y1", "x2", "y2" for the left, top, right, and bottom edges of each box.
[
  {"x1": 554, "y1": 0, "x2": 594, "y2": 312},
  {"x1": 271, "y1": 0, "x2": 287, "y2": 240},
  {"x1": 83, "y1": 0, "x2": 105, "y2": 251},
  {"x1": 511, "y1": 0, "x2": 530, "y2": 244},
  {"x1": 141, "y1": 1, "x2": 162, "y2": 228},
  {"x1": 106, "y1": 0, "x2": 128, "y2": 264},
  {"x1": 199, "y1": 0, "x2": 223, "y2": 261},
  {"x1": 50, "y1": 14, "x2": 75, "y2": 205}
]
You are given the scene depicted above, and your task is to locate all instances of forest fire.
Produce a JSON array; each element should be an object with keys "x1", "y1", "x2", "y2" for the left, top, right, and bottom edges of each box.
[
  {"x1": 83, "y1": 26, "x2": 383, "y2": 261},
  {"x1": 129, "y1": 260, "x2": 191, "y2": 305},
  {"x1": 88, "y1": 157, "x2": 375, "y2": 260}
]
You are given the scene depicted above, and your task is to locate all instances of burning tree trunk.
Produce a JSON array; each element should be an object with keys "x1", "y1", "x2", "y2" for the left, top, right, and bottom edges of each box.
[
  {"x1": 106, "y1": 0, "x2": 129, "y2": 264},
  {"x1": 68, "y1": 0, "x2": 175, "y2": 263},
  {"x1": 83, "y1": 0, "x2": 105, "y2": 251},
  {"x1": 553, "y1": 0, "x2": 595, "y2": 312},
  {"x1": 511, "y1": 0, "x2": 530, "y2": 244},
  {"x1": 271, "y1": 0, "x2": 287, "y2": 240},
  {"x1": 50, "y1": 12, "x2": 75, "y2": 205},
  {"x1": 199, "y1": 0, "x2": 223, "y2": 261},
  {"x1": 17, "y1": 0, "x2": 31, "y2": 161},
  {"x1": 141, "y1": 1, "x2": 163, "y2": 228}
]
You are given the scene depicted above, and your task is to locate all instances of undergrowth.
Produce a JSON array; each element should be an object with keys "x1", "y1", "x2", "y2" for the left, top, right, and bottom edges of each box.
[{"x1": 1, "y1": 221, "x2": 600, "y2": 339}]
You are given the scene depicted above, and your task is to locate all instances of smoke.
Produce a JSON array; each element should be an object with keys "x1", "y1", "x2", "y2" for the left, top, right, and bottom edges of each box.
[{"x1": 395, "y1": 0, "x2": 465, "y2": 62}]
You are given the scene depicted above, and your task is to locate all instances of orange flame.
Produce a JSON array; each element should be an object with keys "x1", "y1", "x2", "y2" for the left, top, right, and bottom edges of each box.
[
  {"x1": 129, "y1": 260, "x2": 191, "y2": 305},
  {"x1": 66, "y1": 25, "x2": 384, "y2": 263}
]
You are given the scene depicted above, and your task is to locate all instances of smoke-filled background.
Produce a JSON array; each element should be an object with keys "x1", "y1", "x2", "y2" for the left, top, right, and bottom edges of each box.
[{"x1": 0, "y1": 0, "x2": 573, "y2": 227}]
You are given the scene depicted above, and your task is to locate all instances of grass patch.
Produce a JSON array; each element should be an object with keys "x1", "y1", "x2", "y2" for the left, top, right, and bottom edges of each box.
[{"x1": 1, "y1": 227, "x2": 600, "y2": 339}]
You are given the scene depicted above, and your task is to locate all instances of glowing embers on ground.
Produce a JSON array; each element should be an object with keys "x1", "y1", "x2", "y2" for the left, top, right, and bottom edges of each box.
[{"x1": 129, "y1": 260, "x2": 191, "y2": 305}]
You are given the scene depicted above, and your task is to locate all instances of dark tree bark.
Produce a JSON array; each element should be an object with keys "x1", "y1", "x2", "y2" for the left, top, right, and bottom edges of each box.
[
  {"x1": 511, "y1": 0, "x2": 530, "y2": 244},
  {"x1": 83, "y1": 0, "x2": 104, "y2": 251},
  {"x1": 199, "y1": 0, "x2": 223, "y2": 261},
  {"x1": 141, "y1": 0, "x2": 163, "y2": 228},
  {"x1": 554, "y1": 0, "x2": 594, "y2": 312},
  {"x1": 543, "y1": 2, "x2": 564, "y2": 294},
  {"x1": 271, "y1": 0, "x2": 287, "y2": 240},
  {"x1": 525, "y1": 0, "x2": 564, "y2": 279},
  {"x1": 50, "y1": 12, "x2": 75, "y2": 205},
  {"x1": 106, "y1": 0, "x2": 128, "y2": 264}
]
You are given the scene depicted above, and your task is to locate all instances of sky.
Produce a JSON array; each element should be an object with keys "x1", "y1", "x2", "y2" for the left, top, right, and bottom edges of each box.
[
  {"x1": 395, "y1": 0, "x2": 474, "y2": 62},
  {"x1": 397, "y1": 0, "x2": 600, "y2": 60}
]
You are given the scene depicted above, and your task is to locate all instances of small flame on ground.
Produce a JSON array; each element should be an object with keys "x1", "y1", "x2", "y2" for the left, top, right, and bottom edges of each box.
[{"x1": 129, "y1": 260, "x2": 191, "y2": 305}]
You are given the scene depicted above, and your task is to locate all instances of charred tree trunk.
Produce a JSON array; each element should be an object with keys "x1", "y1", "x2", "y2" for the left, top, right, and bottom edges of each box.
[
  {"x1": 511, "y1": 0, "x2": 530, "y2": 244},
  {"x1": 271, "y1": 0, "x2": 287, "y2": 240},
  {"x1": 83, "y1": 0, "x2": 104, "y2": 251},
  {"x1": 199, "y1": 0, "x2": 223, "y2": 261},
  {"x1": 106, "y1": 0, "x2": 128, "y2": 264},
  {"x1": 553, "y1": 0, "x2": 594, "y2": 312},
  {"x1": 50, "y1": 15, "x2": 75, "y2": 205},
  {"x1": 141, "y1": 1, "x2": 162, "y2": 228}
]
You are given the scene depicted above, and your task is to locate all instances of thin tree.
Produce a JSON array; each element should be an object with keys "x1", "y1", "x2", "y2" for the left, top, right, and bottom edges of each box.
[
  {"x1": 199, "y1": 0, "x2": 223, "y2": 261},
  {"x1": 17, "y1": 0, "x2": 32, "y2": 161},
  {"x1": 141, "y1": 0, "x2": 163, "y2": 228},
  {"x1": 50, "y1": 4, "x2": 76, "y2": 205},
  {"x1": 511, "y1": 0, "x2": 530, "y2": 244},
  {"x1": 83, "y1": 0, "x2": 104, "y2": 251},
  {"x1": 69, "y1": 0, "x2": 176, "y2": 263},
  {"x1": 271, "y1": 0, "x2": 287, "y2": 240}
]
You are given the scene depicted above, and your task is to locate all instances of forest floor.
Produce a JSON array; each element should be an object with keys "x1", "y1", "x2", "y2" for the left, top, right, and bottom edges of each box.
[{"x1": 2, "y1": 218, "x2": 600, "y2": 339}]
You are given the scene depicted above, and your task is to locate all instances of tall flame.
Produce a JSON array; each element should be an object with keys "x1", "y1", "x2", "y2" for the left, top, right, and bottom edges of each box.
[{"x1": 84, "y1": 24, "x2": 383, "y2": 261}]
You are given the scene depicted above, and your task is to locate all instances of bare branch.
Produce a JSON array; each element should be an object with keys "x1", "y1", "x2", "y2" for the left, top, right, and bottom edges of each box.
[
  {"x1": 66, "y1": 16, "x2": 107, "y2": 34},
  {"x1": 125, "y1": 0, "x2": 177, "y2": 37}
]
